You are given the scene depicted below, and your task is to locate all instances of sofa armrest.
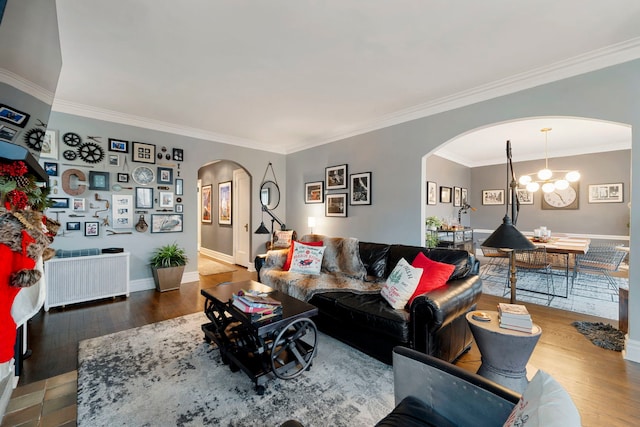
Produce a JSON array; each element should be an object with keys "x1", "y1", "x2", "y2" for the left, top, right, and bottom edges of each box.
[{"x1": 391, "y1": 346, "x2": 520, "y2": 427}]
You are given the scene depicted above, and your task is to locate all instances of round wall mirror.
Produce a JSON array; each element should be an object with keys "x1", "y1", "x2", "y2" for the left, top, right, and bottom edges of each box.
[{"x1": 260, "y1": 180, "x2": 280, "y2": 210}]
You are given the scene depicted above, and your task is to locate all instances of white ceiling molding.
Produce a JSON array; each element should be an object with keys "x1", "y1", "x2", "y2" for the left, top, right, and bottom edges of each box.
[{"x1": 0, "y1": 68, "x2": 55, "y2": 104}]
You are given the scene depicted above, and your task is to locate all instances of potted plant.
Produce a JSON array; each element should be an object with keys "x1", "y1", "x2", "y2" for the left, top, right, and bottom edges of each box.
[
  {"x1": 426, "y1": 216, "x2": 443, "y2": 231},
  {"x1": 150, "y1": 242, "x2": 189, "y2": 292}
]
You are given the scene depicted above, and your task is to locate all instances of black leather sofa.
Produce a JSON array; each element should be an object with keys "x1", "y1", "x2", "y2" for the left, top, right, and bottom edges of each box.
[{"x1": 255, "y1": 239, "x2": 483, "y2": 364}]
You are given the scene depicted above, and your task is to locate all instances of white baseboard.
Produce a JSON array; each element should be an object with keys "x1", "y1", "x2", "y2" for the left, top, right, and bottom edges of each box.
[
  {"x1": 623, "y1": 336, "x2": 640, "y2": 363},
  {"x1": 181, "y1": 270, "x2": 199, "y2": 284},
  {"x1": 199, "y1": 248, "x2": 234, "y2": 264},
  {"x1": 130, "y1": 278, "x2": 155, "y2": 293}
]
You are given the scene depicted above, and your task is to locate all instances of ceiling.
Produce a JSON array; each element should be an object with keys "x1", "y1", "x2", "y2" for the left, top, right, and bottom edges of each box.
[{"x1": 51, "y1": 1, "x2": 640, "y2": 156}]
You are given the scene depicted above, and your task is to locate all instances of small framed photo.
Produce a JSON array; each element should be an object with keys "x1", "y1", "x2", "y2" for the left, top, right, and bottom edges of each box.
[
  {"x1": 175, "y1": 203, "x2": 183, "y2": 213},
  {"x1": 108, "y1": 138, "x2": 129, "y2": 153},
  {"x1": 305, "y1": 181, "x2": 324, "y2": 204},
  {"x1": 175, "y1": 178, "x2": 183, "y2": 195},
  {"x1": 117, "y1": 173, "x2": 129, "y2": 183},
  {"x1": 44, "y1": 162, "x2": 58, "y2": 176},
  {"x1": 135, "y1": 187, "x2": 154, "y2": 209},
  {"x1": 89, "y1": 171, "x2": 110, "y2": 190},
  {"x1": 325, "y1": 164, "x2": 348, "y2": 190},
  {"x1": 453, "y1": 186, "x2": 462, "y2": 207},
  {"x1": 427, "y1": 181, "x2": 437, "y2": 205},
  {"x1": 66, "y1": 221, "x2": 81, "y2": 231},
  {"x1": 157, "y1": 167, "x2": 173, "y2": 184},
  {"x1": 84, "y1": 221, "x2": 99, "y2": 237},
  {"x1": 218, "y1": 181, "x2": 232, "y2": 225},
  {"x1": 0, "y1": 104, "x2": 29, "y2": 128},
  {"x1": 326, "y1": 193, "x2": 348, "y2": 217},
  {"x1": 510, "y1": 188, "x2": 534, "y2": 205},
  {"x1": 151, "y1": 214, "x2": 183, "y2": 233},
  {"x1": 41, "y1": 130, "x2": 58, "y2": 159},
  {"x1": 482, "y1": 189, "x2": 505, "y2": 205},
  {"x1": 0, "y1": 125, "x2": 18, "y2": 143},
  {"x1": 72, "y1": 198, "x2": 86, "y2": 211},
  {"x1": 112, "y1": 194, "x2": 134, "y2": 228},
  {"x1": 201, "y1": 184, "x2": 212, "y2": 223},
  {"x1": 461, "y1": 188, "x2": 468, "y2": 205},
  {"x1": 159, "y1": 191, "x2": 174, "y2": 208},
  {"x1": 588, "y1": 183, "x2": 623, "y2": 203},
  {"x1": 350, "y1": 172, "x2": 371, "y2": 205},
  {"x1": 108, "y1": 154, "x2": 120, "y2": 166},
  {"x1": 131, "y1": 141, "x2": 156, "y2": 164},
  {"x1": 440, "y1": 186, "x2": 452, "y2": 204},
  {"x1": 49, "y1": 197, "x2": 69, "y2": 208},
  {"x1": 172, "y1": 148, "x2": 184, "y2": 162}
]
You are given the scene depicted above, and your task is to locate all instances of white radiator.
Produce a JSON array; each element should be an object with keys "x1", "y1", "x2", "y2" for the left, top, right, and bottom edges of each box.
[{"x1": 44, "y1": 252, "x2": 130, "y2": 311}]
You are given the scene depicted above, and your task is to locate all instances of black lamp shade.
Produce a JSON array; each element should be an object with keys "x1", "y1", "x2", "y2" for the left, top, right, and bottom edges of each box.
[
  {"x1": 254, "y1": 221, "x2": 270, "y2": 234},
  {"x1": 482, "y1": 215, "x2": 536, "y2": 250}
]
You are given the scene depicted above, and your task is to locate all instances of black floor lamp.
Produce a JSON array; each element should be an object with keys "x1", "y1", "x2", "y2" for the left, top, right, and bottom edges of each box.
[{"x1": 482, "y1": 140, "x2": 535, "y2": 303}]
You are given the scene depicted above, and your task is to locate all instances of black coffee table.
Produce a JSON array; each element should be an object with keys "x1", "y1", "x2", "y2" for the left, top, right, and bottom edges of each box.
[{"x1": 201, "y1": 280, "x2": 319, "y2": 394}]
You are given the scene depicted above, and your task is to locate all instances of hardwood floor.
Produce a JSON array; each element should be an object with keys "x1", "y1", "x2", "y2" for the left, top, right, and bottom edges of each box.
[{"x1": 7, "y1": 261, "x2": 640, "y2": 426}]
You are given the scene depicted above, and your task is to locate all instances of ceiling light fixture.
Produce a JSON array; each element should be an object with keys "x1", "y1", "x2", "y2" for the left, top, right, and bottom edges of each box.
[{"x1": 518, "y1": 128, "x2": 580, "y2": 193}]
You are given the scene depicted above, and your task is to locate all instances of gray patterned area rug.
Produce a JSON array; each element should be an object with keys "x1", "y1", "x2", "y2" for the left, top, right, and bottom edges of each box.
[
  {"x1": 77, "y1": 312, "x2": 394, "y2": 426},
  {"x1": 479, "y1": 261, "x2": 623, "y2": 320}
]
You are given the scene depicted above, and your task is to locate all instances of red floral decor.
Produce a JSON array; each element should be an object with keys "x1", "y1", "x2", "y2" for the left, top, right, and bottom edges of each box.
[{"x1": 0, "y1": 160, "x2": 50, "y2": 211}]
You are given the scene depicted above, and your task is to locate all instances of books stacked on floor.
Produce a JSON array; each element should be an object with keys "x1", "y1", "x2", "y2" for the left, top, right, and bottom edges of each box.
[
  {"x1": 497, "y1": 303, "x2": 533, "y2": 333},
  {"x1": 232, "y1": 291, "x2": 283, "y2": 322}
]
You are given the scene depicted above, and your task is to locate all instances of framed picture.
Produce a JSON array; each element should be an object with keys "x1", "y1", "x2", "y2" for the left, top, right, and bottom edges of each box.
[
  {"x1": 72, "y1": 198, "x2": 85, "y2": 211},
  {"x1": 108, "y1": 138, "x2": 129, "y2": 153},
  {"x1": 49, "y1": 197, "x2": 69, "y2": 208},
  {"x1": 135, "y1": 187, "x2": 154, "y2": 209},
  {"x1": 440, "y1": 186, "x2": 452, "y2": 203},
  {"x1": 41, "y1": 130, "x2": 58, "y2": 159},
  {"x1": 151, "y1": 214, "x2": 183, "y2": 233},
  {"x1": 66, "y1": 221, "x2": 80, "y2": 231},
  {"x1": 0, "y1": 125, "x2": 18, "y2": 143},
  {"x1": 131, "y1": 141, "x2": 156, "y2": 164},
  {"x1": 482, "y1": 189, "x2": 505, "y2": 205},
  {"x1": 175, "y1": 178, "x2": 183, "y2": 195},
  {"x1": 350, "y1": 172, "x2": 371, "y2": 205},
  {"x1": 84, "y1": 221, "x2": 99, "y2": 237},
  {"x1": 175, "y1": 203, "x2": 183, "y2": 213},
  {"x1": 172, "y1": 148, "x2": 184, "y2": 162},
  {"x1": 112, "y1": 194, "x2": 134, "y2": 228},
  {"x1": 326, "y1": 193, "x2": 348, "y2": 217},
  {"x1": 427, "y1": 181, "x2": 437, "y2": 205},
  {"x1": 588, "y1": 183, "x2": 623, "y2": 203},
  {"x1": 304, "y1": 181, "x2": 324, "y2": 204},
  {"x1": 461, "y1": 188, "x2": 468, "y2": 205},
  {"x1": 159, "y1": 191, "x2": 174, "y2": 208},
  {"x1": 218, "y1": 181, "x2": 232, "y2": 225},
  {"x1": 157, "y1": 167, "x2": 173, "y2": 184},
  {"x1": 201, "y1": 184, "x2": 212, "y2": 223},
  {"x1": 453, "y1": 186, "x2": 462, "y2": 207},
  {"x1": 44, "y1": 162, "x2": 58, "y2": 176},
  {"x1": 108, "y1": 154, "x2": 120, "y2": 166},
  {"x1": 89, "y1": 171, "x2": 110, "y2": 190},
  {"x1": 510, "y1": 188, "x2": 534, "y2": 205},
  {"x1": 117, "y1": 173, "x2": 129, "y2": 183},
  {"x1": 0, "y1": 104, "x2": 29, "y2": 128},
  {"x1": 325, "y1": 164, "x2": 348, "y2": 190}
]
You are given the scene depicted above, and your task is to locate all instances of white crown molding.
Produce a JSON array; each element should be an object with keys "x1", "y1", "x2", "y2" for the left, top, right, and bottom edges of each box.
[
  {"x1": 286, "y1": 37, "x2": 640, "y2": 154},
  {"x1": 0, "y1": 68, "x2": 55, "y2": 104},
  {"x1": 51, "y1": 99, "x2": 287, "y2": 154}
]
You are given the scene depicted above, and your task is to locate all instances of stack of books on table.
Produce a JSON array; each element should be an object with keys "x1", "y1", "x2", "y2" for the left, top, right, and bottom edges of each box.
[
  {"x1": 232, "y1": 291, "x2": 283, "y2": 322},
  {"x1": 497, "y1": 303, "x2": 533, "y2": 333}
]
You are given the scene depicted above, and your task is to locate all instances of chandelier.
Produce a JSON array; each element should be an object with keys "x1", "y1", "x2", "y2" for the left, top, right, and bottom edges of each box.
[{"x1": 518, "y1": 127, "x2": 580, "y2": 193}]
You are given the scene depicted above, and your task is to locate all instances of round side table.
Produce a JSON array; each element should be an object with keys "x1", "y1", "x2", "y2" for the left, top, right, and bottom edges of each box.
[{"x1": 466, "y1": 310, "x2": 542, "y2": 393}]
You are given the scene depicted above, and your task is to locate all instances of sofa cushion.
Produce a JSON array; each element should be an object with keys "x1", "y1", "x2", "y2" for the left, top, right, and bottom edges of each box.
[
  {"x1": 408, "y1": 252, "x2": 455, "y2": 305},
  {"x1": 503, "y1": 370, "x2": 581, "y2": 427},
  {"x1": 283, "y1": 240, "x2": 324, "y2": 271},
  {"x1": 382, "y1": 258, "x2": 423, "y2": 309},
  {"x1": 289, "y1": 244, "x2": 325, "y2": 275},
  {"x1": 387, "y1": 246, "x2": 471, "y2": 280},
  {"x1": 311, "y1": 292, "x2": 411, "y2": 343},
  {"x1": 375, "y1": 396, "x2": 456, "y2": 427},
  {"x1": 359, "y1": 242, "x2": 391, "y2": 279}
]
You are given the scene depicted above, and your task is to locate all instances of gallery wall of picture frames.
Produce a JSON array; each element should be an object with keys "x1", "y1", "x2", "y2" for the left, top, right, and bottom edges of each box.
[
  {"x1": 426, "y1": 182, "x2": 469, "y2": 207},
  {"x1": 35, "y1": 129, "x2": 187, "y2": 236}
]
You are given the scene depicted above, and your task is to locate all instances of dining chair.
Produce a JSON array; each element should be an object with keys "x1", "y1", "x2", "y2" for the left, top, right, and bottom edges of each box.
[
  {"x1": 505, "y1": 247, "x2": 555, "y2": 305},
  {"x1": 572, "y1": 244, "x2": 627, "y2": 294},
  {"x1": 479, "y1": 246, "x2": 508, "y2": 278}
]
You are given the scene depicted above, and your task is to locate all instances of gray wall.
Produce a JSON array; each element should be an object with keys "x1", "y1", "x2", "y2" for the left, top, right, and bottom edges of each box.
[
  {"x1": 46, "y1": 111, "x2": 286, "y2": 281},
  {"x1": 425, "y1": 155, "x2": 472, "y2": 227},
  {"x1": 286, "y1": 59, "x2": 640, "y2": 349},
  {"x1": 198, "y1": 160, "x2": 236, "y2": 255}
]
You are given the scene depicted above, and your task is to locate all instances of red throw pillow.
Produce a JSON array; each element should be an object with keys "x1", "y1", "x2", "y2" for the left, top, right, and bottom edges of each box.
[
  {"x1": 283, "y1": 240, "x2": 324, "y2": 271},
  {"x1": 408, "y1": 252, "x2": 455, "y2": 305}
]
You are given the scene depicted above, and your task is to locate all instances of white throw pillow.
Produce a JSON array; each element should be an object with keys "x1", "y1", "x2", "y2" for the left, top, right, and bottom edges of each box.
[
  {"x1": 381, "y1": 258, "x2": 423, "y2": 309},
  {"x1": 289, "y1": 244, "x2": 326, "y2": 275},
  {"x1": 503, "y1": 370, "x2": 581, "y2": 427}
]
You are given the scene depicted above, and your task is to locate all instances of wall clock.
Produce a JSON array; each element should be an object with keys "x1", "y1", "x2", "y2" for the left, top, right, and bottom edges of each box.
[
  {"x1": 541, "y1": 182, "x2": 579, "y2": 210},
  {"x1": 132, "y1": 166, "x2": 155, "y2": 185}
]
